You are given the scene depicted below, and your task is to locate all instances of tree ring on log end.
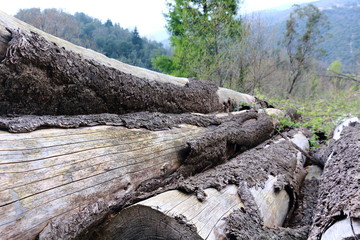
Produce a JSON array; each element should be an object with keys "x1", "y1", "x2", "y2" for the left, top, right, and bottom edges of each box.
[{"x1": 99, "y1": 205, "x2": 202, "y2": 240}]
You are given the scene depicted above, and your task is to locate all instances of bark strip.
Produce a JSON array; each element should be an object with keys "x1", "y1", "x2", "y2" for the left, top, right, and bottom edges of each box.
[{"x1": 309, "y1": 121, "x2": 360, "y2": 240}]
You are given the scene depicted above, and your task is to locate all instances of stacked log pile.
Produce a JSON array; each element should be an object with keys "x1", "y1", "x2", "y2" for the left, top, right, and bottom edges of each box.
[{"x1": 0, "y1": 11, "x2": 359, "y2": 240}]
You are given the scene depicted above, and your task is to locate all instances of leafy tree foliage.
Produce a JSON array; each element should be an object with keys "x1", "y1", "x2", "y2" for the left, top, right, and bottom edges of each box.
[
  {"x1": 15, "y1": 8, "x2": 167, "y2": 70},
  {"x1": 283, "y1": 4, "x2": 329, "y2": 94},
  {"x1": 153, "y1": 0, "x2": 245, "y2": 87}
]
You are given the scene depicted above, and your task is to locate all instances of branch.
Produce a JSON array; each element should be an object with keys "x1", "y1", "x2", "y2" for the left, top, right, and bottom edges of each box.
[
  {"x1": 277, "y1": 129, "x2": 323, "y2": 168},
  {"x1": 323, "y1": 71, "x2": 360, "y2": 83}
]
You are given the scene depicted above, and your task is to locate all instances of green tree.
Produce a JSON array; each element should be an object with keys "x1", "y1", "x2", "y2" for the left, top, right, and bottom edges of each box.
[
  {"x1": 104, "y1": 19, "x2": 113, "y2": 27},
  {"x1": 283, "y1": 4, "x2": 329, "y2": 94},
  {"x1": 327, "y1": 60, "x2": 343, "y2": 90},
  {"x1": 131, "y1": 27, "x2": 143, "y2": 49},
  {"x1": 153, "y1": 0, "x2": 244, "y2": 87},
  {"x1": 327, "y1": 60, "x2": 342, "y2": 74}
]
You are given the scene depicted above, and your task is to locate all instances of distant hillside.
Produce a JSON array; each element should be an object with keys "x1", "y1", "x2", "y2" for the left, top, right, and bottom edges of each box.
[
  {"x1": 320, "y1": 5, "x2": 360, "y2": 72},
  {"x1": 15, "y1": 8, "x2": 168, "y2": 70},
  {"x1": 258, "y1": 0, "x2": 360, "y2": 73}
]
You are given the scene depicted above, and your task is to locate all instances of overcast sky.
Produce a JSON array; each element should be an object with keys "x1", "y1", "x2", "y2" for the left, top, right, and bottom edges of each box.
[{"x1": 2, "y1": 0, "x2": 316, "y2": 40}]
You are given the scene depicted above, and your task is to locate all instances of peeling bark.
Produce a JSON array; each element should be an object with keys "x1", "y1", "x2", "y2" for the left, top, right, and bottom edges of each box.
[
  {"x1": 284, "y1": 165, "x2": 322, "y2": 238},
  {"x1": 0, "y1": 111, "x2": 254, "y2": 133},
  {"x1": 0, "y1": 10, "x2": 324, "y2": 240}
]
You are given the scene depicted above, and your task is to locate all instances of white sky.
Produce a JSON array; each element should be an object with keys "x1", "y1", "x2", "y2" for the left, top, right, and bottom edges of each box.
[{"x1": 1, "y1": 0, "x2": 316, "y2": 40}]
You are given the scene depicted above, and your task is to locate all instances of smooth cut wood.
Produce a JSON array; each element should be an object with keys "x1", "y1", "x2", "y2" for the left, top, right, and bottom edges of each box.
[
  {"x1": 0, "y1": 124, "x2": 209, "y2": 240},
  {"x1": 98, "y1": 185, "x2": 243, "y2": 240},
  {"x1": 321, "y1": 218, "x2": 360, "y2": 240}
]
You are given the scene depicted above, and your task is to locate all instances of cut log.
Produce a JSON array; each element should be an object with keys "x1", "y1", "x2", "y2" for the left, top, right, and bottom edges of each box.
[
  {"x1": 0, "y1": 11, "x2": 258, "y2": 115},
  {"x1": 0, "y1": 111, "x2": 274, "y2": 240},
  {"x1": 95, "y1": 185, "x2": 241, "y2": 240},
  {"x1": 309, "y1": 118, "x2": 360, "y2": 239},
  {"x1": 90, "y1": 130, "x2": 310, "y2": 240}
]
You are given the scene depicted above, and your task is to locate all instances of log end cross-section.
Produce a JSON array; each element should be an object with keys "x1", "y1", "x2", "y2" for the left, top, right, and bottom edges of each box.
[{"x1": 98, "y1": 185, "x2": 242, "y2": 240}]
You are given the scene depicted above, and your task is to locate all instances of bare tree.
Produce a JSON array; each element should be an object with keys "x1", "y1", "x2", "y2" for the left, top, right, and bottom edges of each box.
[{"x1": 283, "y1": 4, "x2": 329, "y2": 94}]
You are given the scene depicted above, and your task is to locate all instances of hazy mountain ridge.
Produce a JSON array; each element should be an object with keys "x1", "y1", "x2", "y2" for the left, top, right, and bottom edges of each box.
[
  {"x1": 15, "y1": 8, "x2": 168, "y2": 71},
  {"x1": 257, "y1": 0, "x2": 360, "y2": 73}
]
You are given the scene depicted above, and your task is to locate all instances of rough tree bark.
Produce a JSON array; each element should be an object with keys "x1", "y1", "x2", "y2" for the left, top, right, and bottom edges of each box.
[
  {"x1": 87, "y1": 130, "x2": 310, "y2": 240},
  {"x1": 309, "y1": 118, "x2": 360, "y2": 240},
  {"x1": 0, "y1": 10, "x2": 258, "y2": 116}
]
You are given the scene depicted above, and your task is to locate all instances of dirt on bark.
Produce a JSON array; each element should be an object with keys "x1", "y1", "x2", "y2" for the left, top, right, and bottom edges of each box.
[
  {"x1": 0, "y1": 25, "x2": 325, "y2": 240},
  {"x1": 175, "y1": 132, "x2": 305, "y2": 199},
  {"x1": 0, "y1": 29, "x2": 227, "y2": 115},
  {"x1": 226, "y1": 209, "x2": 309, "y2": 240}
]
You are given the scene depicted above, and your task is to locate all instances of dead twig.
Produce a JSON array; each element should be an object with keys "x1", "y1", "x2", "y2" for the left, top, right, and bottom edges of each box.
[{"x1": 276, "y1": 129, "x2": 324, "y2": 168}]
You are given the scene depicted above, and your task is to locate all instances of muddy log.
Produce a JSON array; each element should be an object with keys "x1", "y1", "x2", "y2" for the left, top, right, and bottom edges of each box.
[
  {"x1": 309, "y1": 117, "x2": 360, "y2": 240},
  {"x1": 0, "y1": 111, "x2": 275, "y2": 240},
  {"x1": 86, "y1": 130, "x2": 310, "y2": 240},
  {"x1": 0, "y1": 11, "x2": 258, "y2": 115}
]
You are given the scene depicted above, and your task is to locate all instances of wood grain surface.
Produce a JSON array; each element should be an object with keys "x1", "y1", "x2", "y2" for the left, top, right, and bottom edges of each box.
[{"x1": 0, "y1": 125, "x2": 209, "y2": 239}]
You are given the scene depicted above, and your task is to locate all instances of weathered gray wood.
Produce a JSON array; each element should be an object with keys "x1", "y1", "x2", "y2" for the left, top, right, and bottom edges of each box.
[
  {"x1": 321, "y1": 218, "x2": 360, "y2": 240},
  {"x1": 0, "y1": 125, "x2": 209, "y2": 240}
]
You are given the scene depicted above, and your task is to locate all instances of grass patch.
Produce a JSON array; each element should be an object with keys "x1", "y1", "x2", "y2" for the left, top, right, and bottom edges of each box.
[{"x1": 256, "y1": 90, "x2": 360, "y2": 147}]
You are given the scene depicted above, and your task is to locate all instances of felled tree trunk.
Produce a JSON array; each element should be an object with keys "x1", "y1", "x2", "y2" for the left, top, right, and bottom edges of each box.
[
  {"x1": 309, "y1": 118, "x2": 360, "y2": 240},
  {"x1": 0, "y1": 10, "x2": 303, "y2": 240},
  {"x1": 89, "y1": 130, "x2": 310, "y2": 240},
  {"x1": 0, "y1": 10, "x2": 258, "y2": 115},
  {"x1": 0, "y1": 111, "x2": 274, "y2": 240}
]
